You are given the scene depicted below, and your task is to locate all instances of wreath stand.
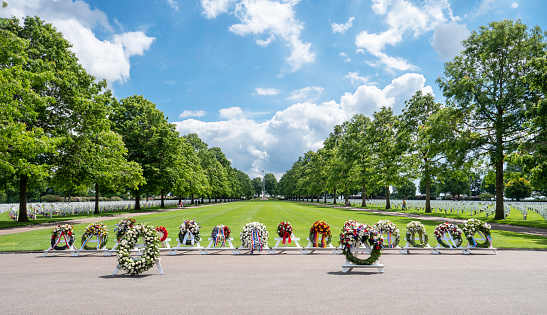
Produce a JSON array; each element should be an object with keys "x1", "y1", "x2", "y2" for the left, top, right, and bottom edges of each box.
[
  {"x1": 463, "y1": 231, "x2": 497, "y2": 255},
  {"x1": 402, "y1": 235, "x2": 435, "y2": 254},
  {"x1": 105, "y1": 240, "x2": 121, "y2": 256},
  {"x1": 302, "y1": 237, "x2": 335, "y2": 254},
  {"x1": 268, "y1": 233, "x2": 302, "y2": 254},
  {"x1": 200, "y1": 237, "x2": 236, "y2": 255},
  {"x1": 433, "y1": 232, "x2": 463, "y2": 254},
  {"x1": 73, "y1": 235, "x2": 108, "y2": 257},
  {"x1": 341, "y1": 243, "x2": 384, "y2": 273},
  {"x1": 168, "y1": 232, "x2": 203, "y2": 255},
  {"x1": 43, "y1": 232, "x2": 77, "y2": 257},
  {"x1": 234, "y1": 243, "x2": 270, "y2": 254},
  {"x1": 112, "y1": 236, "x2": 163, "y2": 275}
]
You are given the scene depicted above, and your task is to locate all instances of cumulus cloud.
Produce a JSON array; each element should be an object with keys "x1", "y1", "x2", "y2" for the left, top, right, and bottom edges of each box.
[
  {"x1": 166, "y1": 0, "x2": 179, "y2": 11},
  {"x1": 180, "y1": 110, "x2": 207, "y2": 118},
  {"x1": 286, "y1": 86, "x2": 324, "y2": 102},
  {"x1": 331, "y1": 16, "x2": 355, "y2": 34},
  {"x1": 355, "y1": 0, "x2": 462, "y2": 71},
  {"x1": 0, "y1": 0, "x2": 155, "y2": 84},
  {"x1": 344, "y1": 72, "x2": 370, "y2": 85},
  {"x1": 201, "y1": 0, "x2": 315, "y2": 72},
  {"x1": 174, "y1": 73, "x2": 432, "y2": 177},
  {"x1": 255, "y1": 87, "x2": 280, "y2": 95},
  {"x1": 431, "y1": 22, "x2": 470, "y2": 61}
]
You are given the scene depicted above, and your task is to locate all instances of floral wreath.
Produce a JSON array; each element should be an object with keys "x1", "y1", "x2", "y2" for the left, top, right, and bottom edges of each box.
[
  {"x1": 339, "y1": 220, "x2": 383, "y2": 265},
  {"x1": 178, "y1": 219, "x2": 201, "y2": 245},
  {"x1": 240, "y1": 222, "x2": 268, "y2": 254},
  {"x1": 434, "y1": 222, "x2": 463, "y2": 248},
  {"x1": 405, "y1": 221, "x2": 429, "y2": 248},
  {"x1": 212, "y1": 224, "x2": 231, "y2": 247},
  {"x1": 115, "y1": 217, "x2": 135, "y2": 241},
  {"x1": 155, "y1": 226, "x2": 168, "y2": 242},
  {"x1": 51, "y1": 224, "x2": 75, "y2": 250},
  {"x1": 277, "y1": 221, "x2": 293, "y2": 244},
  {"x1": 373, "y1": 220, "x2": 400, "y2": 248},
  {"x1": 462, "y1": 219, "x2": 492, "y2": 248},
  {"x1": 309, "y1": 221, "x2": 332, "y2": 247},
  {"x1": 116, "y1": 223, "x2": 160, "y2": 276},
  {"x1": 81, "y1": 222, "x2": 109, "y2": 250}
]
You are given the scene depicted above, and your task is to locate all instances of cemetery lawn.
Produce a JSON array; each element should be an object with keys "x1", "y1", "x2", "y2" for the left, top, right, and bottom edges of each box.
[{"x1": 0, "y1": 200, "x2": 546, "y2": 251}]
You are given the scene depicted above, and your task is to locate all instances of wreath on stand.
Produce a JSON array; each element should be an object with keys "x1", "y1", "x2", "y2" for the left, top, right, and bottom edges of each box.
[
  {"x1": 434, "y1": 222, "x2": 463, "y2": 248},
  {"x1": 309, "y1": 221, "x2": 332, "y2": 247},
  {"x1": 178, "y1": 219, "x2": 201, "y2": 245},
  {"x1": 405, "y1": 221, "x2": 429, "y2": 248},
  {"x1": 81, "y1": 222, "x2": 109, "y2": 250},
  {"x1": 115, "y1": 217, "x2": 135, "y2": 241},
  {"x1": 462, "y1": 218, "x2": 492, "y2": 248},
  {"x1": 339, "y1": 220, "x2": 383, "y2": 265},
  {"x1": 212, "y1": 225, "x2": 231, "y2": 247},
  {"x1": 155, "y1": 226, "x2": 168, "y2": 242},
  {"x1": 373, "y1": 220, "x2": 400, "y2": 248},
  {"x1": 277, "y1": 221, "x2": 293, "y2": 244},
  {"x1": 116, "y1": 223, "x2": 160, "y2": 275},
  {"x1": 240, "y1": 222, "x2": 268, "y2": 254},
  {"x1": 51, "y1": 224, "x2": 75, "y2": 250}
]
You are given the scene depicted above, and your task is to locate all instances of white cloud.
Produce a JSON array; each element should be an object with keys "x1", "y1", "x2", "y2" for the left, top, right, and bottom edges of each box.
[
  {"x1": 174, "y1": 73, "x2": 432, "y2": 177},
  {"x1": 255, "y1": 87, "x2": 280, "y2": 95},
  {"x1": 331, "y1": 16, "x2": 355, "y2": 34},
  {"x1": 0, "y1": 0, "x2": 155, "y2": 84},
  {"x1": 344, "y1": 72, "x2": 369, "y2": 85},
  {"x1": 512, "y1": 2, "x2": 519, "y2": 9},
  {"x1": 339, "y1": 52, "x2": 351, "y2": 62},
  {"x1": 219, "y1": 107, "x2": 246, "y2": 120},
  {"x1": 202, "y1": 0, "x2": 315, "y2": 72},
  {"x1": 167, "y1": 0, "x2": 179, "y2": 11},
  {"x1": 431, "y1": 22, "x2": 470, "y2": 61},
  {"x1": 355, "y1": 0, "x2": 460, "y2": 71},
  {"x1": 286, "y1": 86, "x2": 324, "y2": 102},
  {"x1": 180, "y1": 110, "x2": 207, "y2": 118}
]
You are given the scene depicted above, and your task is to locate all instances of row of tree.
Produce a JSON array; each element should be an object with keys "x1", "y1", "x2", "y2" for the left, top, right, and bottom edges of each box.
[
  {"x1": 0, "y1": 16, "x2": 253, "y2": 222},
  {"x1": 278, "y1": 20, "x2": 547, "y2": 220}
]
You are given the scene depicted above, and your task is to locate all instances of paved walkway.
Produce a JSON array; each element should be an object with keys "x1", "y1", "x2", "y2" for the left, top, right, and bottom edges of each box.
[
  {"x1": 300, "y1": 201, "x2": 547, "y2": 237},
  {"x1": 1, "y1": 250, "x2": 546, "y2": 314},
  {"x1": 0, "y1": 202, "x2": 225, "y2": 236}
]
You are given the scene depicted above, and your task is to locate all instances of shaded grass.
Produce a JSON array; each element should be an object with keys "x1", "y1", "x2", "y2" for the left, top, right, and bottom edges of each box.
[{"x1": 0, "y1": 200, "x2": 546, "y2": 251}]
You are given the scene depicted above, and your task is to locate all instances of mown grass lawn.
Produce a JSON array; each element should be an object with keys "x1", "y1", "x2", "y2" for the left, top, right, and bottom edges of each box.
[{"x1": 0, "y1": 200, "x2": 546, "y2": 251}]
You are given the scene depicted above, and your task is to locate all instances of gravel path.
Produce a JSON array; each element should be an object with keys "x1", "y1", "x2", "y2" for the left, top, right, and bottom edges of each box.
[{"x1": 1, "y1": 250, "x2": 545, "y2": 314}]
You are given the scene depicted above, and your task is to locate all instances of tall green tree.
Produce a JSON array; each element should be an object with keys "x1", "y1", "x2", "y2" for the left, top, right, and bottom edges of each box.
[
  {"x1": 251, "y1": 177, "x2": 262, "y2": 196},
  {"x1": 505, "y1": 178, "x2": 532, "y2": 201},
  {"x1": 437, "y1": 20, "x2": 546, "y2": 219},
  {"x1": 264, "y1": 173, "x2": 277, "y2": 197},
  {"x1": 1, "y1": 17, "x2": 114, "y2": 221}
]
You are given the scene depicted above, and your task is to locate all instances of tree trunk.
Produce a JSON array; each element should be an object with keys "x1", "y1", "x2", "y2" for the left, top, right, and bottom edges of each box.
[
  {"x1": 17, "y1": 175, "x2": 29, "y2": 222},
  {"x1": 425, "y1": 176, "x2": 431, "y2": 213},
  {"x1": 160, "y1": 190, "x2": 165, "y2": 208},
  {"x1": 494, "y1": 160, "x2": 505, "y2": 220},
  {"x1": 362, "y1": 184, "x2": 367, "y2": 207},
  {"x1": 324, "y1": 192, "x2": 327, "y2": 203},
  {"x1": 385, "y1": 185, "x2": 391, "y2": 209},
  {"x1": 344, "y1": 191, "x2": 349, "y2": 206},
  {"x1": 191, "y1": 193, "x2": 194, "y2": 205},
  {"x1": 94, "y1": 182, "x2": 100, "y2": 214},
  {"x1": 333, "y1": 188, "x2": 337, "y2": 204},
  {"x1": 316, "y1": 194, "x2": 319, "y2": 203},
  {"x1": 135, "y1": 192, "x2": 141, "y2": 210}
]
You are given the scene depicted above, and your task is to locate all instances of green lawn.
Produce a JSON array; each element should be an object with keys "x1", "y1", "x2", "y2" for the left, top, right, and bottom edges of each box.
[{"x1": 0, "y1": 200, "x2": 546, "y2": 251}]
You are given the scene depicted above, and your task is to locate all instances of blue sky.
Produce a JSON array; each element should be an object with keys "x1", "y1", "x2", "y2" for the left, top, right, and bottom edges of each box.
[{"x1": 3, "y1": 0, "x2": 546, "y2": 180}]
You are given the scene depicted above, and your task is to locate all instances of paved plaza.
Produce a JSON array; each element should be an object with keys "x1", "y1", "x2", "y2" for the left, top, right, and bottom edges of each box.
[{"x1": 1, "y1": 250, "x2": 546, "y2": 314}]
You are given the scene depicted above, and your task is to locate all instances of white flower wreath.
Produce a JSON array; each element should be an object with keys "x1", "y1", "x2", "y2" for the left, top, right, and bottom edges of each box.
[
  {"x1": 373, "y1": 219, "x2": 400, "y2": 248},
  {"x1": 240, "y1": 222, "x2": 268, "y2": 253},
  {"x1": 116, "y1": 224, "x2": 160, "y2": 275}
]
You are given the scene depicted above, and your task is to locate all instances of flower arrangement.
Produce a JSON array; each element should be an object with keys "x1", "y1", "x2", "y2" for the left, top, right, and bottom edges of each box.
[
  {"x1": 339, "y1": 220, "x2": 383, "y2": 265},
  {"x1": 155, "y1": 226, "x2": 168, "y2": 243},
  {"x1": 116, "y1": 223, "x2": 160, "y2": 275},
  {"x1": 405, "y1": 221, "x2": 429, "y2": 248},
  {"x1": 211, "y1": 225, "x2": 231, "y2": 247},
  {"x1": 178, "y1": 219, "x2": 201, "y2": 245},
  {"x1": 462, "y1": 218, "x2": 492, "y2": 248},
  {"x1": 309, "y1": 221, "x2": 332, "y2": 247},
  {"x1": 277, "y1": 221, "x2": 293, "y2": 244},
  {"x1": 81, "y1": 222, "x2": 109, "y2": 250},
  {"x1": 434, "y1": 222, "x2": 463, "y2": 248},
  {"x1": 115, "y1": 217, "x2": 135, "y2": 241},
  {"x1": 240, "y1": 222, "x2": 268, "y2": 254},
  {"x1": 51, "y1": 224, "x2": 75, "y2": 250},
  {"x1": 373, "y1": 220, "x2": 400, "y2": 248}
]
